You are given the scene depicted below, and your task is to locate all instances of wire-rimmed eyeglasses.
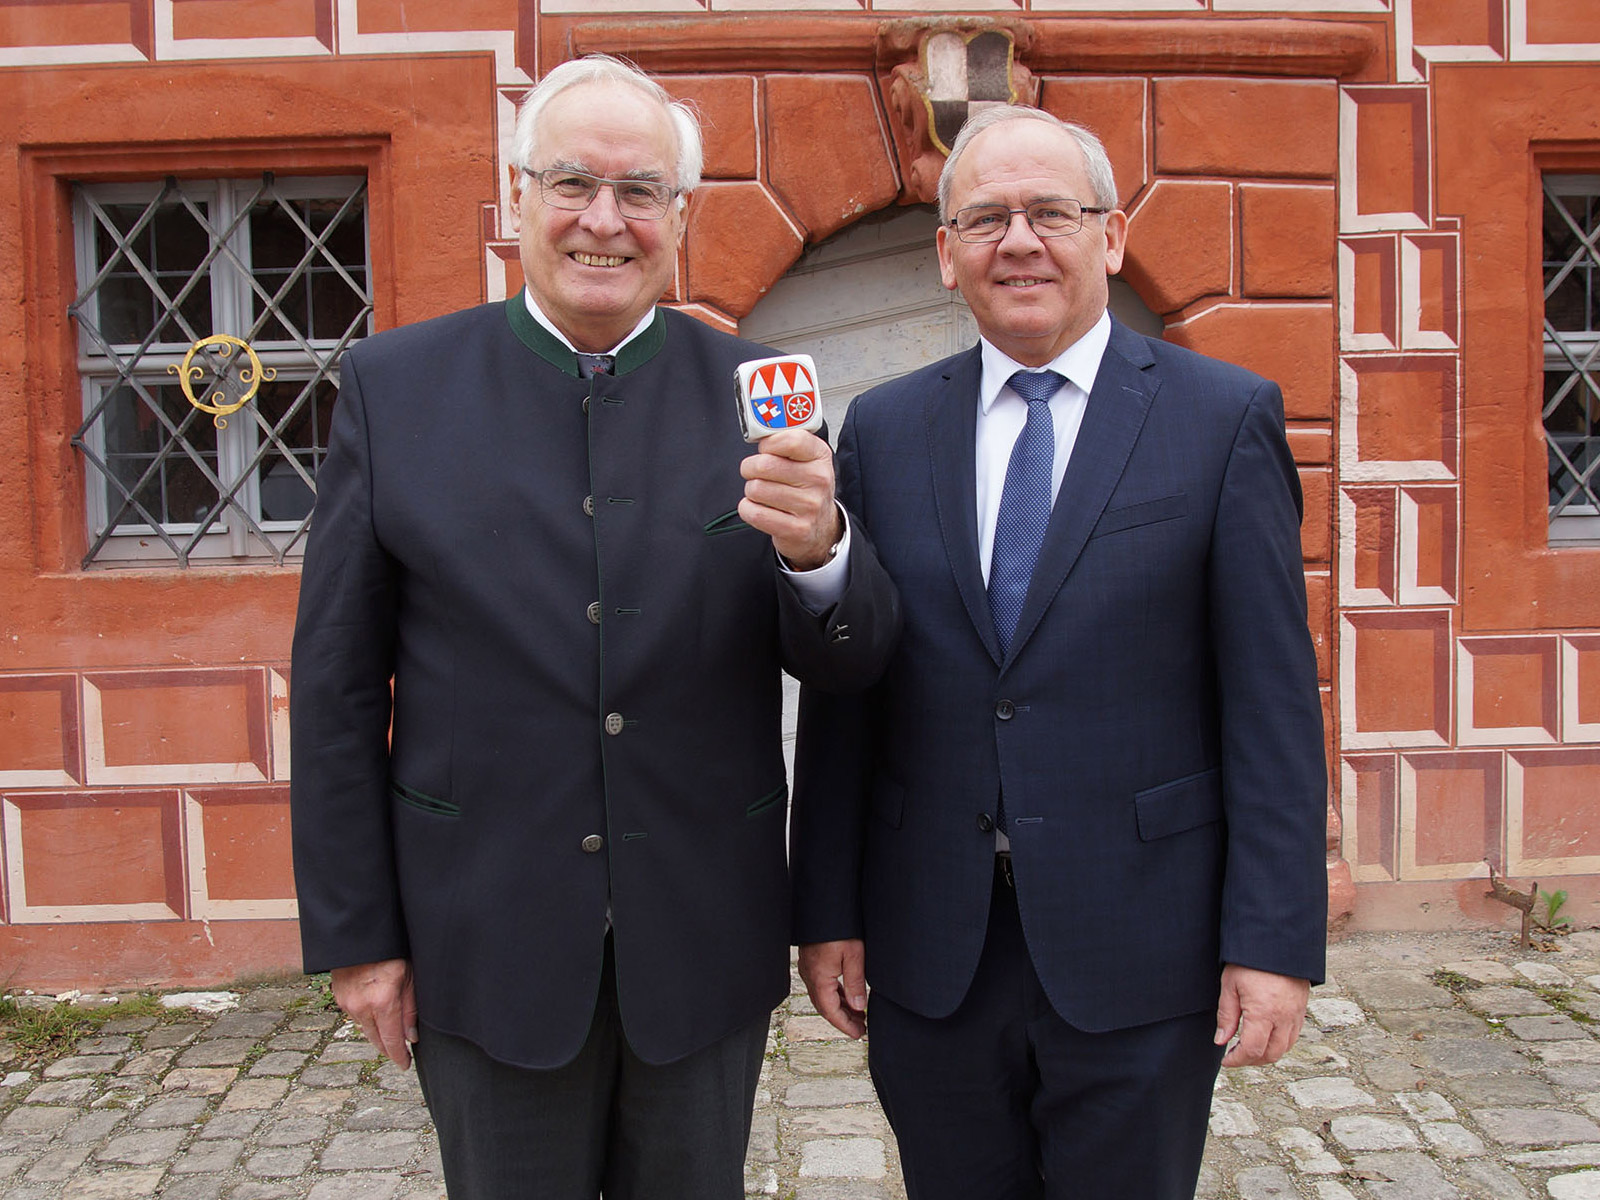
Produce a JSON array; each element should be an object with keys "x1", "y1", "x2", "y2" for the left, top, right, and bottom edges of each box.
[
  {"x1": 523, "y1": 168, "x2": 680, "y2": 220},
  {"x1": 948, "y1": 198, "x2": 1112, "y2": 243}
]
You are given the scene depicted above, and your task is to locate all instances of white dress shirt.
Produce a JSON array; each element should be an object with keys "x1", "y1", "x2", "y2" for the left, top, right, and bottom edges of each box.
[
  {"x1": 974, "y1": 311, "x2": 1112, "y2": 851},
  {"x1": 975, "y1": 310, "x2": 1112, "y2": 584}
]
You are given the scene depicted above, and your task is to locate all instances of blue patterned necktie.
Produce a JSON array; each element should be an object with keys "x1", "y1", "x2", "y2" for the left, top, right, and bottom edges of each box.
[{"x1": 988, "y1": 370, "x2": 1066, "y2": 656}]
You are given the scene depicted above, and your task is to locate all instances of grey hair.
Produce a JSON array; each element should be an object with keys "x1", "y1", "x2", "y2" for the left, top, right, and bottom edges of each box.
[
  {"x1": 936, "y1": 106, "x2": 1118, "y2": 222},
  {"x1": 511, "y1": 54, "x2": 703, "y2": 195}
]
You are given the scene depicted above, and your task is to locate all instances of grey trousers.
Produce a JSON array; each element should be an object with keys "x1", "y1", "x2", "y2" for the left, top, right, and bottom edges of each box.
[{"x1": 412, "y1": 940, "x2": 768, "y2": 1200}]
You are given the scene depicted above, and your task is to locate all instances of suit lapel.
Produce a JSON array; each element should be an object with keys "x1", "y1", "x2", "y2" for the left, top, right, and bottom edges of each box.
[
  {"x1": 924, "y1": 347, "x2": 1002, "y2": 666},
  {"x1": 1005, "y1": 321, "x2": 1160, "y2": 665}
]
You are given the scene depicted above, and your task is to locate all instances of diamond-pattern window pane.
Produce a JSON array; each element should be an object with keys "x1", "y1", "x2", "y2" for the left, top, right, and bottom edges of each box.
[
  {"x1": 69, "y1": 174, "x2": 370, "y2": 567},
  {"x1": 254, "y1": 377, "x2": 337, "y2": 524},
  {"x1": 100, "y1": 382, "x2": 220, "y2": 529},
  {"x1": 1543, "y1": 175, "x2": 1600, "y2": 525},
  {"x1": 250, "y1": 194, "x2": 370, "y2": 344},
  {"x1": 92, "y1": 201, "x2": 214, "y2": 347}
]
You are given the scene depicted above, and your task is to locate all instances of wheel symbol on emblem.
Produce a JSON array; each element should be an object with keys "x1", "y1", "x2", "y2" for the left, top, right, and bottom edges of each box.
[{"x1": 785, "y1": 393, "x2": 815, "y2": 422}]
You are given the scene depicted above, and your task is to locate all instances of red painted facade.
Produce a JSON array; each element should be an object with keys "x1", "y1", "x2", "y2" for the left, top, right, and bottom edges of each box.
[{"x1": 1, "y1": 1, "x2": 1598, "y2": 987}]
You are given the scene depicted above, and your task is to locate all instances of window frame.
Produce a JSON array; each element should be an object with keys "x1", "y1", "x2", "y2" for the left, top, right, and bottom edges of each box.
[
  {"x1": 1543, "y1": 172, "x2": 1600, "y2": 545},
  {"x1": 70, "y1": 173, "x2": 371, "y2": 566}
]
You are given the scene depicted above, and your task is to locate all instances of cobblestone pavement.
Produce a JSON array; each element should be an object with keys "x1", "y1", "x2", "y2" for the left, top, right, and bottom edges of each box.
[{"x1": 15, "y1": 929, "x2": 1600, "y2": 1198}]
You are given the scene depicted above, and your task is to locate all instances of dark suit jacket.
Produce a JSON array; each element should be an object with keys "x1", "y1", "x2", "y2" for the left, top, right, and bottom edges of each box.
[
  {"x1": 791, "y1": 318, "x2": 1326, "y2": 1032},
  {"x1": 291, "y1": 299, "x2": 898, "y2": 1069}
]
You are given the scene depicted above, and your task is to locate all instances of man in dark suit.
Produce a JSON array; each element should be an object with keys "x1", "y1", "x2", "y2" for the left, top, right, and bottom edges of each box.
[
  {"x1": 791, "y1": 105, "x2": 1326, "y2": 1200},
  {"x1": 290, "y1": 54, "x2": 897, "y2": 1200}
]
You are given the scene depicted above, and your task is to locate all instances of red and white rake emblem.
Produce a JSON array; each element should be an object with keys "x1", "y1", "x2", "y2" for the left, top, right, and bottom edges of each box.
[{"x1": 735, "y1": 354, "x2": 824, "y2": 442}]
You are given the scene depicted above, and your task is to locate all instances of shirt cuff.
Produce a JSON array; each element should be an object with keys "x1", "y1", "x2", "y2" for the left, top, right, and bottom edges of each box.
[{"x1": 779, "y1": 503, "x2": 852, "y2": 614}]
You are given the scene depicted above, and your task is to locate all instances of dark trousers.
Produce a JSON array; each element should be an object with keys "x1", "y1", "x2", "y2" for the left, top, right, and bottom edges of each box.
[
  {"x1": 867, "y1": 861, "x2": 1224, "y2": 1200},
  {"x1": 412, "y1": 937, "x2": 768, "y2": 1200}
]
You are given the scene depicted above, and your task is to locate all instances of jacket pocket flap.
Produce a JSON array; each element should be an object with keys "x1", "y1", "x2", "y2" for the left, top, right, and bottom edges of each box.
[
  {"x1": 746, "y1": 784, "x2": 788, "y2": 818},
  {"x1": 704, "y1": 510, "x2": 755, "y2": 536},
  {"x1": 1134, "y1": 768, "x2": 1222, "y2": 841},
  {"x1": 391, "y1": 781, "x2": 460, "y2": 817},
  {"x1": 1091, "y1": 493, "x2": 1187, "y2": 539}
]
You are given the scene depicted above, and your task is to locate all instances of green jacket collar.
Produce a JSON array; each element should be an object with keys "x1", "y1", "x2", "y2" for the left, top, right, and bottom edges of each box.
[{"x1": 504, "y1": 296, "x2": 667, "y2": 377}]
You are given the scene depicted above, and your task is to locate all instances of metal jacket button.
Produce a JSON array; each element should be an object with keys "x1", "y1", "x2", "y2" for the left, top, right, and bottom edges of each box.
[
  {"x1": 581, "y1": 834, "x2": 604, "y2": 853},
  {"x1": 605, "y1": 713, "x2": 625, "y2": 735},
  {"x1": 977, "y1": 813, "x2": 995, "y2": 833},
  {"x1": 995, "y1": 699, "x2": 1015, "y2": 720},
  {"x1": 583, "y1": 495, "x2": 595, "y2": 517},
  {"x1": 587, "y1": 602, "x2": 601, "y2": 625}
]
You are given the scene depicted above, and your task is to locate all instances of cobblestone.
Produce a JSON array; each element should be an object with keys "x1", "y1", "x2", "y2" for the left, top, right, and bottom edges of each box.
[{"x1": 11, "y1": 932, "x2": 1600, "y2": 1196}]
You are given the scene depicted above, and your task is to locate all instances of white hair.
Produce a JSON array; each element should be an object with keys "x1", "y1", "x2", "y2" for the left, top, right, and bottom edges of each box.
[
  {"x1": 937, "y1": 106, "x2": 1118, "y2": 221},
  {"x1": 511, "y1": 54, "x2": 703, "y2": 194}
]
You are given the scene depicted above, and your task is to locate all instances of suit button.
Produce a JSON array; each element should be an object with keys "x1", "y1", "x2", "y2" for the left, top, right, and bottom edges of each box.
[
  {"x1": 605, "y1": 712, "x2": 625, "y2": 735},
  {"x1": 587, "y1": 601, "x2": 601, "y2": 625},
  {"x1": 583, "y1": 495, "x2": 595, "y2": 517},
  {"x1": 582, "y1": 396, "x2": 589, "y2": 414},
  {"x1": 977, "y1": 813, "x2": 994, "y2": 833},
  {"x1": 581, "y1": 834, "x2": 604, "y2": 853},
  {"x1": 995, "y1": 699, "x2": 1015, "y2": 720}
]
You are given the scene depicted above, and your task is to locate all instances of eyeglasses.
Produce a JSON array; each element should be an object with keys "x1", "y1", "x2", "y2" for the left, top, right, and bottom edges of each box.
[
  {"x1": 948, "y1": 199, "x2": 1112, "y2": 243},
  {"x1": 523, "y1": 168, "x2": 680, "y2": 220}
]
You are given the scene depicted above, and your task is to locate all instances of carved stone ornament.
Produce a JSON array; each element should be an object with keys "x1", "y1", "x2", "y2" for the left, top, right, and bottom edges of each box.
[{"x1": 880, "y1": 20, "x2": 1038, "y2": 206}]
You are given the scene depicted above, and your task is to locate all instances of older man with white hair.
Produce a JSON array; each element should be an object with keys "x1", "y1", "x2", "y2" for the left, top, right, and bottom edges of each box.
[{"x1": 291, "y1": 54, "x2": 898, "y2": 1199}]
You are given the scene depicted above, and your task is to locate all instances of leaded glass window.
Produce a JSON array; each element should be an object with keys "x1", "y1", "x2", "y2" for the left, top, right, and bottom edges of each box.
[
  {"x1": 69, "y1": 174, "x2": 370, "y2": 565},
  {"x1": 1544, "y1": 174, "x2": 1600, "y2": 542}
]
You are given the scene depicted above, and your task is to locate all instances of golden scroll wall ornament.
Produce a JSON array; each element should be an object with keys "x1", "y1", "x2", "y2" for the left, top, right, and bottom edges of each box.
[{"x1": 168, "y1": 334, "x2": 276, "y2": 429}]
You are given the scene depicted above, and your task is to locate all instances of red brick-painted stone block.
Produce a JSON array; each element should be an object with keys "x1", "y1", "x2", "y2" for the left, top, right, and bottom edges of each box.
[
  {"x1": 83, "y1": 669, "x2": 270, "y2": 786},
  {"x1": 1511, "y1": 748, "x2": 1600, "y2": 873},
  {"x1": 1411, "y1": 0, "x2": 1507, "y2": 52},
  {"x1": 3, "y1": 790, "x2": 184, "y2": 923},
  {"x1": 0, "y1": 1, "x2": 145, "y2": 52},
  {"x1": 1526, "y1": 0, "x2": 1600, "y2": 46},
  {"x1": 1401, "y1": 751, "x2": 1504, "y2": 879},
  {"x1": 1288, "y1": 426, "x2": 1332, "y2": 466},
  {"x1": 1342, "y1": 87, "x2": 1431, "y2": 231},
  {"x1": 1342, "y1": 753, "x2": 1398, "y2": 882},
  {"x1": 1341, "y1": 235, "x2": 1399, "y2": 351},
  {"x1": 171, "y1": 0, "x2": 329, "y2": 42},
  {"x1": 685, "y1": 181, "x2": 803, "y2": 321},
  {"x1": 0, "y1": 675, "x2": 81, "y2": 789},
  {"x1": 1458, "y1": 637, "x2": 1561, "y2": 746},
  {"x1": 663, "y1": 75, "x2": 758, "y2": 180},
  {"x1": 764, "y1": 74, "x2": 899, "y2": 244},
  {"x1": 1166, "y1": 303, "x2": 1334, "y2": 421},
  {"x1": 1153, "y1": 78, "x2": 1337, "y2": 180},
  {"x1": 1402, "y1": 231, "x2": 1460, "y2": 350},
  {"x1": 1339, "y1": 355, "x2": 1458, "y2": 482},
  {"x1": 184, "y1": 786, "x2": 296, "y2": 920},
  {"x1": 1036, "y1": 76, "x2": 1148, "y2": 206},
  {"x1": 1301, "y1": 468, "x2": 1331, "y2": 565},
  {"x1": 1306, "y1": 570, "x2": 1331, "y2": 685},
  {"x1": 1239, "y1": 184, "x2": 1335, "y2": 300},
  {"x1": 1399, "y1": 485, "x2": 1458, "y2": 605},
  {"x1": 1337, "y1": 483, "x2": 1401, "y2": 604},
  {"x1": 1122, "y1": 179, "x2": 1233, "y2": 315},
  {"x1": 345, "y1": 0, "x2": 510, "y2": 34},
  {"x1": 1566, "y1": 635, "x2": 1600, "y2": 742},
  {"x1": 1340, "y1": 486, "x2": 1398, "y2": 607},
  {"x1": 1342, "y1": 608, "x2": 1452, "y2": 748}
]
